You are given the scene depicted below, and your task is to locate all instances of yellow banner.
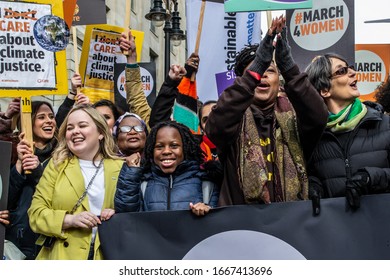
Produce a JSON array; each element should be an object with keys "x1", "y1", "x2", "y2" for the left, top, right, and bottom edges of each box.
[{"x1": 79, "y1": 24, "x2": 144, "y2": 104}]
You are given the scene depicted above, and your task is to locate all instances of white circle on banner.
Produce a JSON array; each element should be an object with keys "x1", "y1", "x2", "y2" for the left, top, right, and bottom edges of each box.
[
  {"x1": 118, "y1": 67, "x2": 154, "y2": 99},
  {"x1": 117, "y1": 70, "x2": 126, "y2": 99},
  {"x1": 289, "y1": 0, "x2": 349, "y2": 51},
  {"x1": 355, "y1": 50, "x2": 386, "y2": 96},
  {"x1": 140, "y1": 67, "x2": 154, "y2": 97},
  {"x1": 182, "y1": 230, "x2": 306, "y2": 260}
]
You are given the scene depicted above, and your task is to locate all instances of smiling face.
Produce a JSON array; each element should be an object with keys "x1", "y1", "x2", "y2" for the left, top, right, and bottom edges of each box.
[
  {"x1": 65, "y1": 109, "x2": 103, "y2": 160},
  {"x1": 153, "y1": 126, "x2": 184, "y2": 174},
  {"x1": 117, "y1": 116, "x2": 146, "y2": 156},
  {"x1": 33, "y1": 104, "x2": 56, "y2": 148}
]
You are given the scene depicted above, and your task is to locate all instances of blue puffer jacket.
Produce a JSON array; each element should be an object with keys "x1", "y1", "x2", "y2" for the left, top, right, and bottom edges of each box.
[{"x1": 115, "y1": 160, "x2": 219, "y2": 212}]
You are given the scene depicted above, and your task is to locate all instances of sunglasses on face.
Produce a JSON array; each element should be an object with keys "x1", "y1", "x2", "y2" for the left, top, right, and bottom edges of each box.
[
  {"x1": 331, "y1": 65, "x2": 355, "y2": 78},
  {"x1": 119, "y1": 125, "x2": 144, "y2": 133}
]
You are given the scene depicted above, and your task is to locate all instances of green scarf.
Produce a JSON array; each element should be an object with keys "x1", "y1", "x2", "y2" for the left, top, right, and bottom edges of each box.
[{"x1": 327, "y1": 99, "x2": 367, "y2": 133}]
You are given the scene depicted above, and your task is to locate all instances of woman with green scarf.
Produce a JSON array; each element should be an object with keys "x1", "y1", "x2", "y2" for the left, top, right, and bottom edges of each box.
[{"x1": 306, "y1": 53, "x2": 390, "y2": 211}]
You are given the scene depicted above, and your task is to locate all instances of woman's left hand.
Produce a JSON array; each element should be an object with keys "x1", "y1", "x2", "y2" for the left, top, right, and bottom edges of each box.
[
  {"x1": 100, "y1": 208, "x2": 115, "y2": 222},
  {"x1": 21, "y1": 153, "x2": 40, "y2": 172},
  {"x1": 125, "y1": 152, "x2": 141, "y2": 167},
  {"x1": 190, "y1": 202, "x2": 211, "y2": 216}
]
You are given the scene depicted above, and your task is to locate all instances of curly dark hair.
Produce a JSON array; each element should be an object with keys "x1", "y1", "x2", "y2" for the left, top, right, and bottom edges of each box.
[
  {"x1": 142, "y1": 121, "x2": 204, "y2": 172},
  {"x1": 233, "y1": 44, "x2": 259, "y2": 77},
  {"x1": 375, "y1": 76, "x2": 390, "y2": 113}
]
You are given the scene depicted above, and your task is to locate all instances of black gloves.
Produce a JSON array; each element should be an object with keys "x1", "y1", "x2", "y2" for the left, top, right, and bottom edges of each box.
[
  {"x1": 247, "y1": 30, "x2": 276, "y2": 77},
  {"x1": 185, "y1": 53, "x2": 199, "y2": 78},
  {"x1": 309, "y1": 177, "x2": 323, "y2": 216},
  {"x1": 346, "y1": 171, "x2": 370, "y2": 209},
  {"x1": 275, "y1": 27, "x2": 295, "y2": 73},
  {"x1": 201, "y1": 160, "x2": 223, "y2": 187}
]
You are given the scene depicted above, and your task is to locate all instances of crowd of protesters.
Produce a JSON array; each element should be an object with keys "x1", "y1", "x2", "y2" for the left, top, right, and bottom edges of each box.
[{"x1": 1, "y1": 15, "x2": 390, "y2": 260}]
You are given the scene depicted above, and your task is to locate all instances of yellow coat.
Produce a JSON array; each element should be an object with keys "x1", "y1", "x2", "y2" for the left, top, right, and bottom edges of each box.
[{"x1": 28, "y1": 157, "x2": 123, "y2": 260}]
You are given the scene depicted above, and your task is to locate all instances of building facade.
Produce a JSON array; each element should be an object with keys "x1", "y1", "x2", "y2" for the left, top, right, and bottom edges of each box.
[{"x1": 0, "y1": 0, "x2": 187, "y2": 112}]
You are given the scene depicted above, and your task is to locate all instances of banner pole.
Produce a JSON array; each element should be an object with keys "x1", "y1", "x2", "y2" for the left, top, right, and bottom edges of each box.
[
  {"x1": 72, "y1": 26, "x2": 81, "y2": 95},
  {"x1": 266, "y1": 10, "x2": 272, "y2": 29},
  {"x1": 123, "y1": 0, "x2": 131, "y2": 56},
  {"x1": 20, "y1": 97, "x2": 33, "y2": 174},
  {"x1": 190, "y1": 0, "x2": 206, "y2": 82}
]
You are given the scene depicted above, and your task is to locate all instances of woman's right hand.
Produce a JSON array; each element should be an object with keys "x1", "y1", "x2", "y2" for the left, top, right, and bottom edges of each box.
[
  {"x1": 0, "y1": 210, "x2": 10, "y2": 225},
  {"x1": 71, "y1": 73, "x2": 82, "y2": 93},
  {"x1": 63, "y1": 211, "x2": 101, "y2": 230},
  {"x1": 119, "y1": 31, "x2": 137, "y2": 64},
  {"x1": 125, "y1": 152, "x2": 141, "y2": 167},
  {"x1": 168, "y1": 64, "x2": 186, "y2": 81}
]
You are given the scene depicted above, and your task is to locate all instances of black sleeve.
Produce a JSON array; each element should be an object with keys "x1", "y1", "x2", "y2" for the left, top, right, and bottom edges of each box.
[{"x1": 149, "y1": 76, "x2": 181, "y2": 128}]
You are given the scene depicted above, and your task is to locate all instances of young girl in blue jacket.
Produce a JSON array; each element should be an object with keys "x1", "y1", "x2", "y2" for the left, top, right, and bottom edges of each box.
[{"x1": 114, "y1": 120, "x2": 219, "y2": 216}]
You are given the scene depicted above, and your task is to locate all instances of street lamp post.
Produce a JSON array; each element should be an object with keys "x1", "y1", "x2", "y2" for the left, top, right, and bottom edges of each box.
[{"x1": 145, "y1": 0, "x2": 186, "y2": 77}]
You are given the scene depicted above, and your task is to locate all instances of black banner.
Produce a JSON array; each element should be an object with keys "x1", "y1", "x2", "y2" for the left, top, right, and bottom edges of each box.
[
  {"x1": 286, "y1": 0, "x2": 355, "y2": 71},
  {"x1": 0, "y1": 140, "x2": 12, "y2": 258},
  {"x1": 99, "y1": 193, "x2": 390, "y2": 260},
  {"x1": 73, "y1": 0, "x2": 107, "y2": 26},
  {"x1": 114, "y1": 62, "x2": 157, "y2": 114}
]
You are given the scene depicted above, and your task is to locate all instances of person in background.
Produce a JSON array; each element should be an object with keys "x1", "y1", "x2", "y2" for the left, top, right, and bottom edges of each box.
[
  {"x1": 28, "y1": 104, "x2": 123, "y2": 260},
  {"x1": 55, "y1": 73, "x2": 91, "y2": 127},
  {"x1": 92, "y1": 99, "x2": 122, "y2": 134},
  {"x1": 6, "y1": 101, "x2": 58, "y2": 259},
  {"x1": 205, "y1": 16, "x2": 327, "y2": 207},
  {"x1": 375, "y1": 75, "x2": 390, "y2": 114},
  {"x1": 69, "y1": 72, "x2": 122, "y2": 133},
  {"x1": 306, "y1": 54, "x2": 390, "y2": 211},
  {"x1": 0, "y1": 98, "x2": 21, "y2": 166},
  {"x1": 112, "y1": 112, "x2": 148, "y2": 160},
  {"x1": 119, "y1": 31, "x2": 151, "y2": 128},
  {"x1": 115, "y1": 120, "x2": 219, "y2": 216}
]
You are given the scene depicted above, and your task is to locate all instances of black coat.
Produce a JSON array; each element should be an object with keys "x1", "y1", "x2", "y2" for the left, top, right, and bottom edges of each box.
[{"x1": 308, "y1": 103, "x2": 390, "y2": 198}]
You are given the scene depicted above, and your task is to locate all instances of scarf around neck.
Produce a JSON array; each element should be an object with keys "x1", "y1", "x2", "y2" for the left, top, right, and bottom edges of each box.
[
  {"x1": 327, "y1": 98, "x2": 367, "y2": 133},
  {"x1": 238, "y1": 97, "x2": 308, "y2": 204}
]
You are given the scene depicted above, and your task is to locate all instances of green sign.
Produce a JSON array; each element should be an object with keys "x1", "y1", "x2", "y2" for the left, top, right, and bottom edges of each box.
[{"x1": 224, "y1": 0, "x2": 313, "y2": 12}]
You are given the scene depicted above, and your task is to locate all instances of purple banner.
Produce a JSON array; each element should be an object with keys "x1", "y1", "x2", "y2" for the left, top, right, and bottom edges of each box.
[{"x1": 215, "y1": 70, "x2": 236, "y2": 97}]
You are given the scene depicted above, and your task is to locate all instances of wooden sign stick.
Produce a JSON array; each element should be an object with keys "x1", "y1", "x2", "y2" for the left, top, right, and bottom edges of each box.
[
  {"x1": 190, "y1": 0, "x2": 206, "y2": 82},
  {"x1": 123, "y1": 0, "x2": 131, "y2": 56},
  {"x1": 72, "y1": 26, "x2": 81, "y2": 95},
  {"x1": 20, "y1": 97, "x2": 33, "y2": 174}
]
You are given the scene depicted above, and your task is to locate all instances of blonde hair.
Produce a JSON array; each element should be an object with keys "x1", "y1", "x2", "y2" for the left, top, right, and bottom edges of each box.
[{"x1": 52, "y1": 104, "x2": 120, "y2": 167}]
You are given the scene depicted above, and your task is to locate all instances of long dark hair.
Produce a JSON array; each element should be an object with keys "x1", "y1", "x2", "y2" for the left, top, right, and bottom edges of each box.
[{"x1": 142, "y1": 121, "x2": 204, "y2": 172}]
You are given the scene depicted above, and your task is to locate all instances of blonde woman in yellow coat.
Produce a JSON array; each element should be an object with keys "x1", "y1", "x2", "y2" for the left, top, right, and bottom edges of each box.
[{"x1": 28, "y1": 105, "x2": 123, "y2": 260}]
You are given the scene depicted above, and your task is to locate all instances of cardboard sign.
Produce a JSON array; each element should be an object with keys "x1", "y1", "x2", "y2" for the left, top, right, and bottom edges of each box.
[
  {"x1": 79, "y1": 24, "x2": 144, "y2": 103},
  {"x1": 0, "y1": 0, "x2": 68, "y2": 97}
]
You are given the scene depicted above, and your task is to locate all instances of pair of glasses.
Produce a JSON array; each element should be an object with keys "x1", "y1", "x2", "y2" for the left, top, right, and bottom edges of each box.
[
  {"x1": 119, "y1": 125, "x2": 144, "y2": 133},
  {"x1": 331, "y1": 65, "x2": 355, "y2": 78}
]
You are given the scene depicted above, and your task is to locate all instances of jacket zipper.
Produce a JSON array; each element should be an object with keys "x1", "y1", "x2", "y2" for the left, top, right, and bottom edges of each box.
[{"x1": 167, "y1": 175, "x2": 173, "y2": 210}]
